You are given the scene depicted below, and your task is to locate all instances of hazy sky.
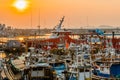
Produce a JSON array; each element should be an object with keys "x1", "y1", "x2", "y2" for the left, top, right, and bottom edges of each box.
[{"x1": 0, "y1": 0, "x2": 120, "y2": 29}]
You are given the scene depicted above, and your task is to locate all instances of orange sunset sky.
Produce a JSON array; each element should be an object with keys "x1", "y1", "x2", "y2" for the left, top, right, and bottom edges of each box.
[{"x1": 0, "y1": 0, "x2": 120, "y2": 29}]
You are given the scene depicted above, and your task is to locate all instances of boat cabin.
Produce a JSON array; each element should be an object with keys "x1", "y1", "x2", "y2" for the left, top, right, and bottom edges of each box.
[
  {"x1": 49, "y1": 61, "x2": 66, "y2": 75},
  {"x1": 23, "y1": 63, "x2": 54, "y2": 80}
]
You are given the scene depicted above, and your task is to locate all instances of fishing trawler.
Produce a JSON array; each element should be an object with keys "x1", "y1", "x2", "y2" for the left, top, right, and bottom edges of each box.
[
  {"x1": 26, "y1": 16, "x2": 86, "y2": 50},
  {"x1": 91, "y1": 41, "x2": 120, "y2": 80},
  {"x1": 1, "y1": 16, "x2": 120, "y2": 80}
]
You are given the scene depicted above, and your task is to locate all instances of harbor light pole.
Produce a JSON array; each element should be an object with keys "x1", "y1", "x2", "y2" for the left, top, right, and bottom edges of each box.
[{"x1": 38, "y1": 25, "x2": 40, "y2": 35}]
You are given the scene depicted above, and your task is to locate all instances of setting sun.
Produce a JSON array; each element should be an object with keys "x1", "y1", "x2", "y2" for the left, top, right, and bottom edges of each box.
[{"x1": 12, "y1": 0, "x2": 30, "y2": 11}]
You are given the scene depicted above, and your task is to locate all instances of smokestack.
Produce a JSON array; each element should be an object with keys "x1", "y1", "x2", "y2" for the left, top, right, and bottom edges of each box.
[{"x1": 112, "y1": 31, "x2": 114, "y2": 39}]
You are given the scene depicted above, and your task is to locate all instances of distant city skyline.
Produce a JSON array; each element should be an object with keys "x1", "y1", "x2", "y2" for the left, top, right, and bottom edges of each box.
[{"x1": 0, "y1": 0, "x2": 120, "y2": 29}]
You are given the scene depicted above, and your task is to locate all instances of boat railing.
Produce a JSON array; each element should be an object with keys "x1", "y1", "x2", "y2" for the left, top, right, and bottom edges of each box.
[
  {"x1": 3, "y1": 64, "x2": 13, "y2": 80},
  {"x1": 1, "y1": 68, "x2": 7, "y2": 79},
  {"x1": 7, "y1": 64, "x2": 20, "y2": 80},
  {"x1": 92, "y1": 74, "x2": 120, "y2": 80}
]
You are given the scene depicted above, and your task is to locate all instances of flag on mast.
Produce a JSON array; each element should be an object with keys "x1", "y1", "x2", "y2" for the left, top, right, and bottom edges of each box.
[{"x1": 65, "y1": 40, "x2": 69, "y2": 49}]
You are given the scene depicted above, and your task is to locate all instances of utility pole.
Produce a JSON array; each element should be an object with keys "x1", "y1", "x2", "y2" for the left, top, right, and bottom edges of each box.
[
  {"x1": 87, "y1": 16, "x2": 89, "y2": 28},
  {"x1": 38, "y1": 8, "x2": 40, "y2": 37}
]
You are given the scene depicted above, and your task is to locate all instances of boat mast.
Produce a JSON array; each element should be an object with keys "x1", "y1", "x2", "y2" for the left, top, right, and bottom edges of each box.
[
  {"x1": 86, "y1": 16, "x2": 89, "y2": 28},
  {"x1": 55, "y1": 16, "x2": 65, "y2": 31},
  {"x1": 59, "y1": 16, "x2": 65, "y2": 28},
  {"x1": 38, "y1": 8, "x2": 40, "y2": 35}
]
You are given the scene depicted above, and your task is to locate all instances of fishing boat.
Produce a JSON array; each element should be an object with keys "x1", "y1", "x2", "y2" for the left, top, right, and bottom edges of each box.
[
  {"x1": 92, "y1": 54, "x2": 120, "y2": 80},
  {"x1": 91, "y1": 40, "x2": 120, "y2": 80},
  {"x1": 1, "y1": 16, "x2": 120, "y2": 80},
  {"x1": 26, "y1": 16, "x2": 86, "y2": 50},
  {"x1": 4, "y1": 55, "x2": 58, "y2": 80}
]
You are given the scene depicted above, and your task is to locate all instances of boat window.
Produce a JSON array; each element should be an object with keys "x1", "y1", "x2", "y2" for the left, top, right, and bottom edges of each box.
[
  {"x1": 32, "y1": 67, "x2": 43, "y2": 71},
  {"x1": 50, "y1": 63, "x2": 64, "y2": 67}
]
